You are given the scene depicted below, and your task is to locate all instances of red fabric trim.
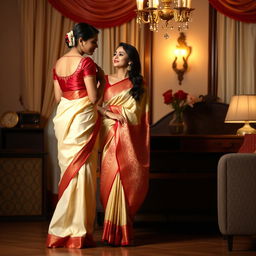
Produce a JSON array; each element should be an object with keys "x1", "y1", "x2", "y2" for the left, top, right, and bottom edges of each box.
[
  {"x1": 48, "y1": 0, "x2": 136, "y2": 28},
  {"x1": 62, "y1": 89, "x2": 88, "y2": 100},
  {"x1": 46, "y1": 233, "x2": 95, "y2": 248},
  {"x1": 209, "y1": 0, "x2": 256, "y2": 23},
  {"x1": 104, "y1": 76, "x2": 132, "y2": 102},
  {"x1": 102, "y1": 220, "x2": 133, "y2": 246},
  {"x1": 100, "y1": 121, "x2": 119, "y2": 210},
  {"x1": 58, "y1": 116, "x2": 101, "y2": 199}
]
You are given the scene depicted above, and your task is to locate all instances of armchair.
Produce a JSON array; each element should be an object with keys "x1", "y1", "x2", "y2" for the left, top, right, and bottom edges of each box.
[{"x1": 218, "y1": 152, "x2": 256, "y2": 251}]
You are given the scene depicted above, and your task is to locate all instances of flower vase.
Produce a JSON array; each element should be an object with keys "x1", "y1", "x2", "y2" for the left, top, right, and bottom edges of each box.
[{"x1": 168, "y1": 112, "x2": 186, "y2": 134}]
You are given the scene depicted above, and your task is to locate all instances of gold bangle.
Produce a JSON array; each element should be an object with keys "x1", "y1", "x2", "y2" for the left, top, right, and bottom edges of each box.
[{"x1": 103, "y1": 109, "x2": 108, "y2": 116}]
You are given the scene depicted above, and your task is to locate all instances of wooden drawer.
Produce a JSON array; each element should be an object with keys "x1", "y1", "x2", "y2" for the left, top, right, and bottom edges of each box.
[
  {"x1": 180, "y1": 137, "x2": 243, "y2": 152},
  {"x1": 0, "y1": 128, "x2": 44, "y2": 151}
]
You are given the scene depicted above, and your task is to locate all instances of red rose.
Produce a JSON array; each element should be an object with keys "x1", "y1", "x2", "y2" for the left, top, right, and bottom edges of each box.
[
  {"x1": 65, "y1": 34, "x2": 70, "y2": 43},
  {"x1": 174, "y1": 90, "x2": 188, "y2": 100},
  {"x1": 163, "y1": 90, "x2": 173, "y2": 104}
]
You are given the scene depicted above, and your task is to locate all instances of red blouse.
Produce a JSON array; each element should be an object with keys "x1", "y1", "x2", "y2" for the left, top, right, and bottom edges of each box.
[{"x1": 53, "y1": 57, "x2": 96, "y2": 92}]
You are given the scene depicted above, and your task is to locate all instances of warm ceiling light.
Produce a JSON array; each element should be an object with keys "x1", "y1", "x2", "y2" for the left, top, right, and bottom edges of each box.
[{"x1": 136, "y1": 0, "x2": 194, "y2": 38}]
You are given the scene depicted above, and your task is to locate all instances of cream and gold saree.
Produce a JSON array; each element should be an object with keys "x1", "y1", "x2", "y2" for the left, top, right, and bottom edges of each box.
[
  {"x1": 100, "y1": 77, "x2": 149, "y2": 246},
  {"x1": 47, "y1": 91, "x2": 100, "y2": 248}
]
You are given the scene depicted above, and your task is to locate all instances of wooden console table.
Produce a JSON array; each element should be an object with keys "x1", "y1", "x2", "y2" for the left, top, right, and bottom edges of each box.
[
  {"x1": 137, "y1": 100, "x2": 245, "y2": 222},
  {"x1": 139, "y1": 134, "x2": 244, "y2": 222},
  {"x1": 0, "y1": 128, "x2": 46, "y2": 220}
]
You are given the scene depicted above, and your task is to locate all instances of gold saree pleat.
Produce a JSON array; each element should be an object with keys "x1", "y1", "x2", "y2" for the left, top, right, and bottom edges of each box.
[{"x1": 102, "y1": 173, "x2": 132, "y2": 246}]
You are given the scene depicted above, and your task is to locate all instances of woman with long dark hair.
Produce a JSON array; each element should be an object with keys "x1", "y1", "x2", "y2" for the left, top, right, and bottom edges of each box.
[
  {"x1": 46, "y1": 23, "x2": 105, "y2": 248},
  {"x1": 98, "y1": 42, "x2": 149, "y2": 246}
]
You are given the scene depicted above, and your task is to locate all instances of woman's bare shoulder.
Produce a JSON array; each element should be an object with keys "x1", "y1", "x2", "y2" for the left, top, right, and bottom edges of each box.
[
  {"x1": 54, "y1": 56, "x2": 83, "y2": 76},
  {"x1": 56, "y1": 55, "x2": 82, "y2": 64}
]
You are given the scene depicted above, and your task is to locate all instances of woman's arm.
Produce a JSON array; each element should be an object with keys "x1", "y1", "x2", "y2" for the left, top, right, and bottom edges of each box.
[
  {"x1": 84, "y1": 65, "x2": 105, "y2": 104},
  {"x1": 84, "y1": 76, "x2": 98, "y2": 104},
  {"x1": 54, "y1": 80, "x2": 63, "y2": 103},
  {"x1": 96, "y1": 65, "x2": 105, "y2": 100}
]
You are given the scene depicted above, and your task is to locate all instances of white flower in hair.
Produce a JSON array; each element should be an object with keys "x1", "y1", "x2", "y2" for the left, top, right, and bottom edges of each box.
[{"x1": 65, "y1": 30, "x2": 75, "y2": 47}]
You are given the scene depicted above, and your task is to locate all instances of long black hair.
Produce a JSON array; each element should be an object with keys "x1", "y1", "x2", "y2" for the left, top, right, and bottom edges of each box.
[
  {"x1": 118, "y1": 42, "x2": 144, "y2": 101},
  {"x1": 65, "y1": 23, "x2": 99, "y2": 48}
]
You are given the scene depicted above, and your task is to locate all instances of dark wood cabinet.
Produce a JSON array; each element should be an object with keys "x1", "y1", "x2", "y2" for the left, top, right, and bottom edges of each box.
[
  {"x1": 139, "y1": 134, "x2": 244, "y2": 222},
  {"x1": 0, "y1": 128, "x2": 46, "y2": 220},
  {"x1": 138, "y1": 100, "x2": 245, "y2": 222}
]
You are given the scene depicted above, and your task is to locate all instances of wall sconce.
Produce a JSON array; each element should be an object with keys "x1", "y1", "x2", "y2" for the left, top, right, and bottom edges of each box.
[
  {"x1": 225, "y1": 95, "x2": 256, "y2": 135},
  {"x1": 172, "y1": 32, "x2": 192, "y2": 85}
]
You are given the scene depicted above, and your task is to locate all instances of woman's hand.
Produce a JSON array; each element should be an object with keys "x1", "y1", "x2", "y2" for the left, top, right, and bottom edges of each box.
[{"x1": 106, "y1": 111, "x2": 126, "y2": 125}]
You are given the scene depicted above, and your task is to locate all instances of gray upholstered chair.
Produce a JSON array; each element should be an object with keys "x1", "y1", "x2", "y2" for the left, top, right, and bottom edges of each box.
[{"x1": 217, "y1": 153, "x2": 256, "y2": 251}]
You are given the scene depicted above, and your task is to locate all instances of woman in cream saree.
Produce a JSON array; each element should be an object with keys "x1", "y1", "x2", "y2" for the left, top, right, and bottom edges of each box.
[
  {"x1": 99, "y1": 43, "x2": 149, "y2": 246},
  {"x1": 46, "y1": 23, "x2": 105, "y2": 248}
]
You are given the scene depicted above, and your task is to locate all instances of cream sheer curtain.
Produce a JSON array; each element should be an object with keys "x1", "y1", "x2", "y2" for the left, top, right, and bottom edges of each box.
[
  {"x1": 217, "y1": 13, "x2": 256, "y2": 103},
  {"x1": 19, "y1": 0, "x2": 74, "y2": 124},
  {"x1": 19, "y1": 0, "x2": 144, "y2": 125}
]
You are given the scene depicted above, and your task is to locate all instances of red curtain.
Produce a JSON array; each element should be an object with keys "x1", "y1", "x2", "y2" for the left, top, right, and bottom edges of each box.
[
  {"x1": 48, "y1": 0, "x2": 137, "y2": 28},
  {"x1": 209, "y1": 0, "x2": 256, "y2": 23}
]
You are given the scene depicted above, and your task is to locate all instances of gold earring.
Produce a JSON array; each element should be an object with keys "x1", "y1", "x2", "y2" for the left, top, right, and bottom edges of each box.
[{"x1": 127, "y1": 62, "x2": 132, "y2": 71}]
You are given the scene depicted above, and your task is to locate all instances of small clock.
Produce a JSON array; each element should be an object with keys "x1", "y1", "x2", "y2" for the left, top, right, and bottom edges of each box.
[
  {"x1": 18, "y1": 111, "x2": 40, "y2": 127},
  {"x1": 0, "y1": 111, "x2": 19, "y2": 128}
]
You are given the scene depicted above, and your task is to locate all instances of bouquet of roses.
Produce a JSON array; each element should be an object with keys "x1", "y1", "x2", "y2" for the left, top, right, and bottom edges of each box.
[
  {"x1": 162, "y1": 89, "x2": 198, "y2": 121},
  {"x1": 162, "y1": 89, "x2": 200, "y2": 133}
]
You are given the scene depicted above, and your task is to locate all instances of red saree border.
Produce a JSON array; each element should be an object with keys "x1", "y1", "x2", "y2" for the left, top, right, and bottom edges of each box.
[
  {"x1": 104, "y1": 77, "x2": 133, "y2": 102},
  {"x1": 100, "y1": 104, "x2": 149, "y2": 215},
  {"x1": 102, "y1": 220, "x2": 133, "y2": 246},
  {"x1": 58, "y1": 115, "x2": 101, "y2": 199},
  {"x1": 100, "y1": 121, "x2": 120, "y2": 210},
  {"x1": 62, "y1": 89, "x2": 88, "y2": 100},
  {"x1": 46, "y1": 233, "x2": 95, "y2": 248}
]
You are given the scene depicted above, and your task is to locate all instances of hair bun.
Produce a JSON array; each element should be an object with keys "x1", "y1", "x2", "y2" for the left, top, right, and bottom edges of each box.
[{"x1": 65, "y1": 30, "x2": 75, "y2": 48}]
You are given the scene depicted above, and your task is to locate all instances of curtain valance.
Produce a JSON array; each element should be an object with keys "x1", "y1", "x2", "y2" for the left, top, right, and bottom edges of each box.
[
  {"x1": 209, "y1": 0, "x2": 256, "y2": 23},
  {"x1": 48, "y1": 0, "x2": 137, "y2": 28}
]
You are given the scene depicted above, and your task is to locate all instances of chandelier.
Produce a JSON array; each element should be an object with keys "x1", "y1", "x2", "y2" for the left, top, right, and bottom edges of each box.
[{"x1": 136, "y1": 0, "x2": 194, "y2": 35}]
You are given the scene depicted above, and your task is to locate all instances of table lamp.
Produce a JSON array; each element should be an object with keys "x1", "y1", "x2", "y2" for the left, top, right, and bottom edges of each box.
[{"x1": 225, "y1": 95, "x2": 256, "y2": 135}]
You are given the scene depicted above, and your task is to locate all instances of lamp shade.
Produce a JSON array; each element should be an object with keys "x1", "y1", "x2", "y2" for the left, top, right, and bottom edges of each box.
[{"x1": 225, "y1": 95, "x2": 256, "y2": 123}]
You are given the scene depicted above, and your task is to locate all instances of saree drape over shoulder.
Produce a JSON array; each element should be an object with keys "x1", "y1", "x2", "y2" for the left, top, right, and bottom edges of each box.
[
  {"x1": 46, "y1": 57, "x2": 100, "y2": 249},
  {"x1": 100, "y1": 76, "x2": 149, "y2": 246}
]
